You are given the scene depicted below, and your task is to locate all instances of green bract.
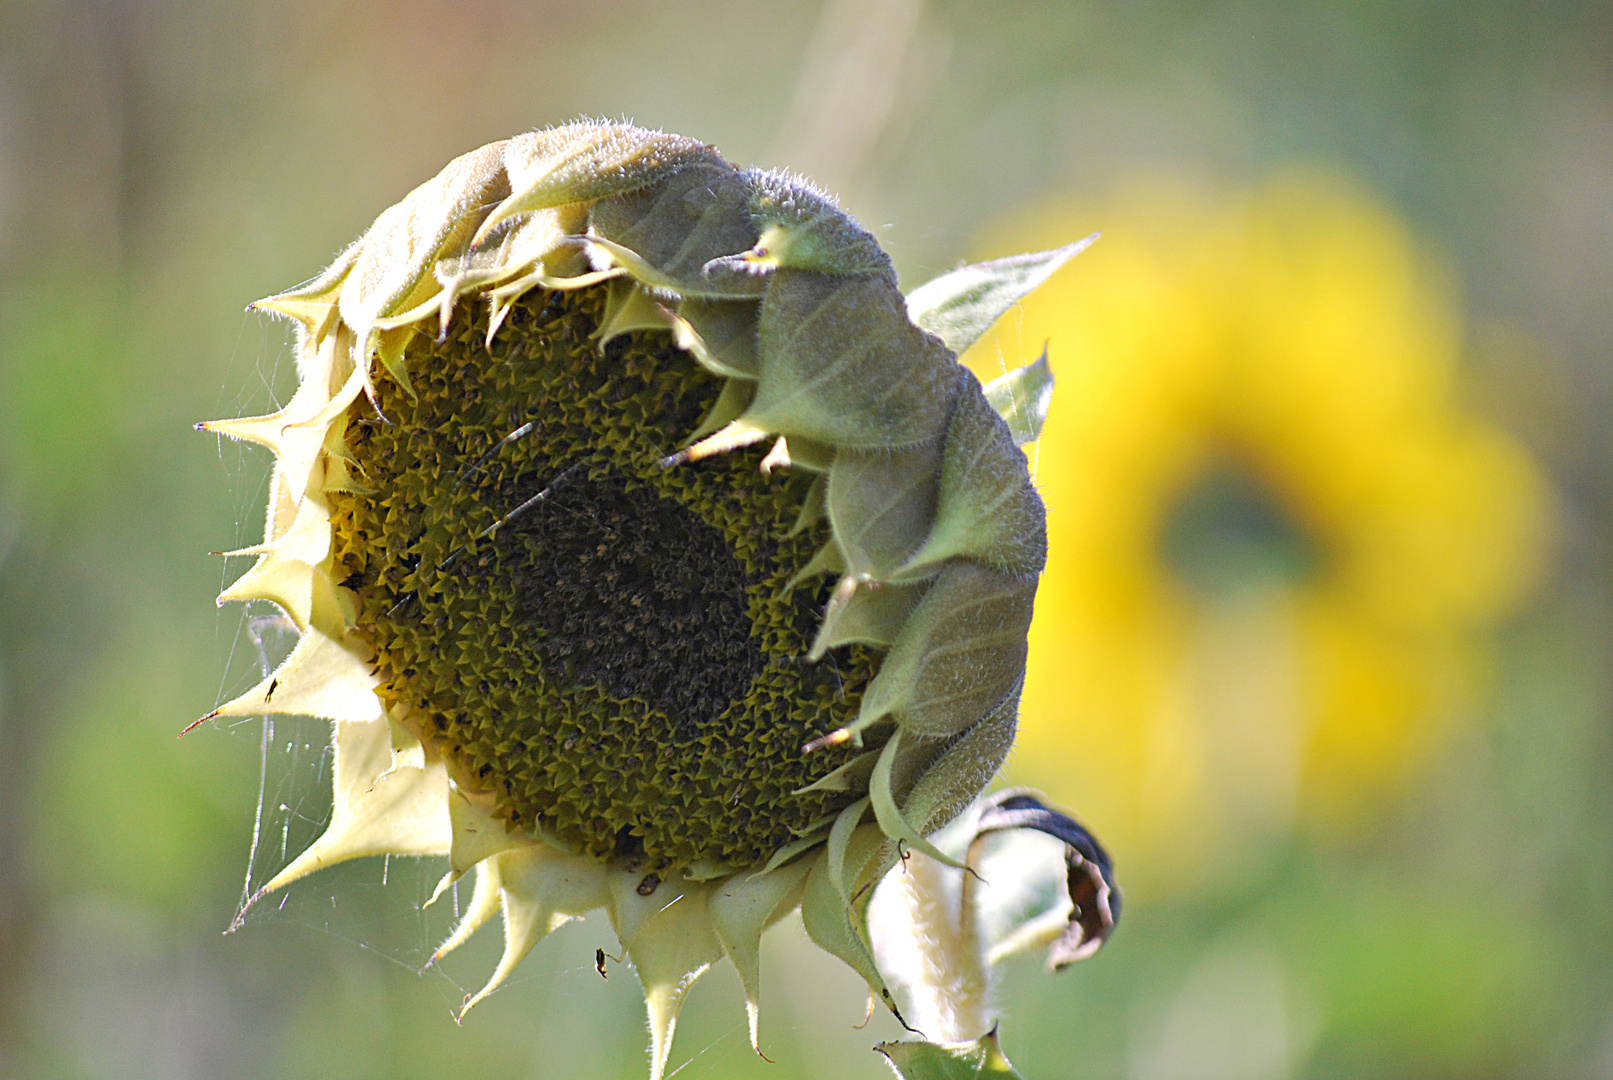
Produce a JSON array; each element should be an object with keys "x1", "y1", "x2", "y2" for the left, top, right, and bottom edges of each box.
[{"x1": 201, "y1": 120, "x2": 1086, "y2": 1080}]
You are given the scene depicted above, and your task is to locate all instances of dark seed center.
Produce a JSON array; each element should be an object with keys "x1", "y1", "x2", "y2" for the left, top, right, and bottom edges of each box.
[{"x1": 502, "y1": 464, "x2": 763, "y2": 728}]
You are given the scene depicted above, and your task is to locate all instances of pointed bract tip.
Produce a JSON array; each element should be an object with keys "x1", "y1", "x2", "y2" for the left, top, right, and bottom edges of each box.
[
  {"x1": 853, "y1": 990, "x2": 877, "y2": 1029},
  {"x1": 179, "y1": 711, "x2": 216, "y2": 737},
  {"x1": 226, "y1": 884, "x2": 272, "y2": 934},
  {"x1": 675, "y1": 421, "x2": 770, "y2": 466},
  {"x1": 423, "y1": 870, "x2": 458, "y2": 910},
  {"x1": 803, "y1": 727, "x2": 853, "y2": 754},
  {"x1": 759, "y1": 437, "x2": 791, "y2": 475},
  {"x1": 456, "y1": 981, "x2": 502, "y2": 1023}
]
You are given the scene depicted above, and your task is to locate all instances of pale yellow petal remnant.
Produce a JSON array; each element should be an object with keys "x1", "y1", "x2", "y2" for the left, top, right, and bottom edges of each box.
[
  {"x1": 214, "y1": 496, "x2": 332, "y2": 565},
  {"x1": 607, "y1": 879, "x2": 724, "y2": 1080},
  {"x1": 429, "y1": 857, "x2": 504, "y2": 965},
  {"x1": 709, "y1": 860, "x2": 814, "y2": 1053},
  {"x1": 208, "y1": 627, "x2": 381, "y2": 726},
  {"x1": 262, "y1": 717, "x2": 450, "y2": 893},
  {"x1": 458, "y1": 845, "x2": 610, "y2": 1016},
  {"x1": 213, "y1": 553, "x2": 320, "y2": 632},
  {"x1": 447, "y1": 787, "x2": 527, "y2": 876}
]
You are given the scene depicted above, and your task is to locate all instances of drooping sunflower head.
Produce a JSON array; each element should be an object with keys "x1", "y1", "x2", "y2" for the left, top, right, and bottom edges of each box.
[{"x1": 202, "y1": 121, "x2": 1098, "y2": 1077}]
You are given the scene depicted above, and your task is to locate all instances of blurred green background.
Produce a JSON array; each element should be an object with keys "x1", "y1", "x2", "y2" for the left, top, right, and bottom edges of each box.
[{"x1": 1, "y1": 1, "x2": 1610, "y2": 1077}]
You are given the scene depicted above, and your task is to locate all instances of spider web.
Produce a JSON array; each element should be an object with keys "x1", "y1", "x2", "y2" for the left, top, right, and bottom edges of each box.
[
  {"x1": 204, "y1": 309, "x2": 480, "y2": 1002},
  {"x1": 200, "y1": 312, "x2": 727, "y2": 1051}
]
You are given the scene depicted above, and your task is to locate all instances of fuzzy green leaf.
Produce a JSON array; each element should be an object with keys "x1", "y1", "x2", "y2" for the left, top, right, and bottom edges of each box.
[
  {"x1": 876, "y1": 1029, "x2": 1024, "y2": 1080},
  {"x1": 982, "y1": 349, "x2": 1054, "y2": 446},
  {"x1": 858, "y1": 561, "x2": 1036, "y2": 740},
  {"x1": 801, "y1": 824, "x2": 897, "y2": 1010},
  {"x1": 742, "y1": 170, "x2": 895, "y2": 277},
  {"x1": 895, "y1": 683, "x2": 1021, "y2": 839},
  {"x1": 751, "y1": 269, "x2": 964, "y2": 449},
  {"x1": 828, "y1": 441, "x2": 943, "y2": 580},
  {"x1": 674, "y1": 298, "x2": 763, "y2": 378},
  {"x1": 905, "y1": 239, "x2": 1094, "y2": 357},
  {"x1": 589, "y1": 166, "x2": 764, "y2": 298},
  {"x1": 870, "y1": 731, "x2": 968, "y2": 869},
  {"x1": 810, "y1": 579, "x2": 930, "y2": 659},
  {"x1": 896, "y1": 384, "x2": 1046, "y2": 582},
  {"x1": 475, "y1": 125, "x2": 725, "y2": 246}
]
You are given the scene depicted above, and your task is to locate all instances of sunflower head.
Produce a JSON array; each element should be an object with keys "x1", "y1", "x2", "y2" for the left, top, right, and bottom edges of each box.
[
  {"x1": 972, "y1": 174, "x2": 1550, "y2": 888},
  {"x1": 201, "y1": 121, "x2": 1102, "y2": 1077}
]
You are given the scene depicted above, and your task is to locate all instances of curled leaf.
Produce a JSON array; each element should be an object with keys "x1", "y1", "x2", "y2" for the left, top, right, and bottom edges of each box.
[
  {"x1": 972, "y1": 789, "x2": 1119, "y2": 969},
  {"x1": 750, "y1": 270, "x2": 963, "y2": 449},
  {"x1": 896, "y1": 384, "x2": 1046, "y2": 581},
  {"x1": 828, "y1": 440, "x2": 943, "y2": 580},
  {"x1": 589, "y1": 166, "x2": 761, "y2": 298}
]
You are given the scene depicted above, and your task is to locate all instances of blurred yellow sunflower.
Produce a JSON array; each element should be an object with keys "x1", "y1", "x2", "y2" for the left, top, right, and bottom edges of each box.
[{"x1": 966, "y1": 172, "x2": 1552, "y2": 889}]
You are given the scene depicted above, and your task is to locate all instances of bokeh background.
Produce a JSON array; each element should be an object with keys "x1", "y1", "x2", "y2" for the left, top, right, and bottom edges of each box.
[{"x1": 1, "y1": 1, "x2": 1610, "y2": 1077}]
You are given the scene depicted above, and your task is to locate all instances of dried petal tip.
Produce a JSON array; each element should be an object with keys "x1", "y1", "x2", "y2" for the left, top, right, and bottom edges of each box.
[{"x1": 803, "y1": 727, "x2": 855, "y2": 753}]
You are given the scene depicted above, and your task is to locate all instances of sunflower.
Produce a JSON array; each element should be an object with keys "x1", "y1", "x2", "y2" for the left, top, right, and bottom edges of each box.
[
  {"x1": 199, "y1": 121, "x2": 1109, "y2": 1077},
  {"x1": 967, "y1": 173, "x2": 1551, "y2": 887}
]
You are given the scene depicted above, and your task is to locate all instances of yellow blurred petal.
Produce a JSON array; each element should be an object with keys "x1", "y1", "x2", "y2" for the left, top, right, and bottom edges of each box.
[{"x1": 978, "y1": 174, "x2": 1552, "y2": 887}]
